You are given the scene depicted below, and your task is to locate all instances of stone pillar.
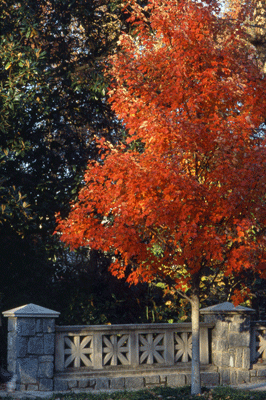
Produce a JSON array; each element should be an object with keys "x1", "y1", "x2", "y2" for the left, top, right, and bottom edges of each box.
[
  {"x1": 200, "y1": 302, "x2": 255, "y2": 385},
  {"x1": 2, "y1": 303, "x2": 60, "y2": 391}
]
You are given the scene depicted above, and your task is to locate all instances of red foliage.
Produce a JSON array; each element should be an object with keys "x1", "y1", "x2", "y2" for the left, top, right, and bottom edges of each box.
[{"x1": 56, "y1": 0, "x2": 266, "y2": 298}]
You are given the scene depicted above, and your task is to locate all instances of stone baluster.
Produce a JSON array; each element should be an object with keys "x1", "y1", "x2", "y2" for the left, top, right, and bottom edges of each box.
[{"x1": 2, "y1": 303, "x2": 60, "y2": 391}]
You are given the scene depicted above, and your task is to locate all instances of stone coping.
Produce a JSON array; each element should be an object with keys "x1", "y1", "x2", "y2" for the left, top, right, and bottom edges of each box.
[
  {"x1": 251, "y1": 321, "x2": 266, "y2": 327},
  {"x1": 200, "y1": 302, "x2": 255, "y2": 314},
  {"x1": 2, "y1": 302, "x2": 256, "y2": 318},
  {"x1": 2, "y1": 303, "x2": 60, "y2": 318},
  {"x1": 56, "y1": 322, "x2": 214, "y2": 332}
]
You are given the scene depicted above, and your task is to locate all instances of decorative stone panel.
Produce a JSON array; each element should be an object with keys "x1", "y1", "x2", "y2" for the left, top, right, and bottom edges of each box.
[{"x1": 55, "y1": 322, "x2": 212, "y2": 372}]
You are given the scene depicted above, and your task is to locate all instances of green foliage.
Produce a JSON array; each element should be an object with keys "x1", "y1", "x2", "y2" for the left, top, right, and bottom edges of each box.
[
  {"x1": 0, "y1": 0, "x2": 125, "y2": 229},
  {"x1": 209, "y1": 386, "x2": 266, "y2": 400},
  {"x1": 0, "y1": 0, "x2": 129, "y2": 366},
  {"x1": 52, "y1": 249, "x2": 184, "y2": 326}
]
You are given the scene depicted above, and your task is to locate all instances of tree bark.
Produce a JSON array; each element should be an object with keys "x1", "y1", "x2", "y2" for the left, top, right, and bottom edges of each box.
[{"x1": 191, "y1": 293, "x2": 201, "y2": 395}]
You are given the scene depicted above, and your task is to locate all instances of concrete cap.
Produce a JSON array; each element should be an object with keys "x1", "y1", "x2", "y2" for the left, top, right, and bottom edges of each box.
[
  {"x1": 2, "y1": 303, "x2": 60, "y2": 318},
  {"x1": 200, "y1": 301, "x2": 255, "y2": 314}
]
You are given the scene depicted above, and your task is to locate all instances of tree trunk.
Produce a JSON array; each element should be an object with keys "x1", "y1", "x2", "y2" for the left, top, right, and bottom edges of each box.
[{"x1": 191, "y1": 293, "x2": 201, "y2": 395}]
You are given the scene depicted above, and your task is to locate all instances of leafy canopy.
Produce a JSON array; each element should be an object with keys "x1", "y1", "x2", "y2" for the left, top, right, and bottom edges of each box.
[
  {"x1": 0, "y1": 0, "x2": 135, "y2": 329},
  {"x1": 56, "y1": 0, "x2": 266, "y2": 303}
]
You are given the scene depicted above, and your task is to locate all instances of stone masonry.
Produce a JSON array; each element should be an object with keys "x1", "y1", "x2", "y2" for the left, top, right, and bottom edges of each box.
[
  {"x1": 200, "y1": 303, "x2": 255, "y2": 385},
  {"x1": 2, "y1": 302, "x2": 266, "y2": 392},
  {"x1": 2, "y1": 304, "x2": 60, "y2": 391}
]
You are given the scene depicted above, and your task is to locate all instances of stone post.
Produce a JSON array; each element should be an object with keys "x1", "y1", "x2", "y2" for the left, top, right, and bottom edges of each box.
[
  {"x1": 200, "y1": 302, "x2": 255, "y2": 385},
  {"x1": 2, "y1": 303, "x2": 60, "y2": 391}
]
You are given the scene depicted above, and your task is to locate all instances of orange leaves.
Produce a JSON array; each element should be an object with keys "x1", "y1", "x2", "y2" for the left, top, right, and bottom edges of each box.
[
  {"x1": 56, "y1": 0, "x2": 266, "y2": 297},
  {"x1": 231, "y1": 286, "x2": 252, "y2": 306}
]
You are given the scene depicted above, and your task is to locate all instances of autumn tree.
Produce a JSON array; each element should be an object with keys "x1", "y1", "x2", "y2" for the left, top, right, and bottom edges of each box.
[
  {"x1": 56, "y1": 0, "x2": 266, "y2": 394},
  {"x1": 225, "y1": 0, "x2": 266, "y2": 72}
]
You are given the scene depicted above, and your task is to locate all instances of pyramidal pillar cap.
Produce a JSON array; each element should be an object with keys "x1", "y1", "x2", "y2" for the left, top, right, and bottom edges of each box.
[
  {"x1": 200, "y1": 302, "x2": 255, "y2": 314},
  {"x1": 2, "y1": 303, "x2": 60, "y2": 318}
]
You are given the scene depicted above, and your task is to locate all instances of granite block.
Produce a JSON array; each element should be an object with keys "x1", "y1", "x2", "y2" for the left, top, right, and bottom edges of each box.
[
  {"x1": 79, "y1": 379, "x2": 89, "y2": 388},
  {"x1": 125, "y1": 377, "x2": 144, "y2": 389},
  {"x1": 28, "y1": 336, "x2": 44, "y2": 354},
  {"x1": 38, "y1": 361, "x2": 53, "y2": 378},
  {"x1": 167, "y1": 374, "x2": 186, "y2": 387},
  {"x1": 68, "y1": 380, "x2": 78, "y2": 388},
  {"x1": 27, "y1": 384, "x2": 39, "y2": 391},
  {"x1": 43, "y1": 319, "x2": 55, "y2": 333},
  {"x1": 145, "y1": 375, "x2": 160, "y2": 385},
  {"x1": 44, "y1": 334, "x2": 54, "y2": 354},
  {"x1": 39, "y1": 378, "x2": 53, "y2": 391},
  {"x1": 110, "y1": 377, "x2": 125, "y2": 389},
  {"x1": 201, "y1": 372, "x2": 219, "y2": 386},
  {"x1": 95, "y1": 378, "x2": 109, "y2": 390},
  {"x1": 54, "y1": 379, "x2": 68, "y2": 392},
  {"x1": 17, "y1": 319, "x2": 35, "y2": 336},
  {"x1": 18, "y1": 357, "x2": 38, "y2": 384}
]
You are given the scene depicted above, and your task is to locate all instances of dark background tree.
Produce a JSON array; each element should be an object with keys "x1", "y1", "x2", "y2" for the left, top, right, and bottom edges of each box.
[
  {"x1": 0, "y1": 0, "x2": 181, "y2": 367},
  {"x1": 0, "y1": 0, "x2": 118, "y2": 358}
]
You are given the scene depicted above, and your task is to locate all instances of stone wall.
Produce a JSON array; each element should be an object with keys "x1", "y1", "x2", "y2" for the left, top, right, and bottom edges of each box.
[
  {"x1": 2, "y1": 302, "x2": 266, "y2": 392},
  {"x1": 53, "y1": 366, "x2": 220, "y2": 392},
  {"x1": 3, "y1": 304, "x2": 59, "y2": 391},
  {"x1": 201, "y1": 303, "x2": 255, "y2": 385}
]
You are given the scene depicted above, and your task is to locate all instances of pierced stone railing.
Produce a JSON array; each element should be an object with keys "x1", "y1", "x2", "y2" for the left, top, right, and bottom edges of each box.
[
  {"x1": 251, "y1": 322, "x2": 266, "y2": 364},
  {"x1": 55, "y1": 322, "x2": 213, "y2": 372}
]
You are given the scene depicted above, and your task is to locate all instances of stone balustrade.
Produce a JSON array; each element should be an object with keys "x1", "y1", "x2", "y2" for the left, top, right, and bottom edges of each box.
[
  {"x1": 251, "y1": 322, "x2": 266, "y2": 363},
  {"x1": 2, "y1": 302, "x2": 266, "y2": 392},
  {"x1": 55, "y1": 322, "x2": 212, "y2": 373}
]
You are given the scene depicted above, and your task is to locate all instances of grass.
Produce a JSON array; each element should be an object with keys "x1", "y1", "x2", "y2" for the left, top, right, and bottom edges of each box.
[
  {"x1": 4, "y1": 386, "x2": 264, "y2": 400},
  {"x1": 51, "y1": 387, "x2": 266, "y2": 400}
]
